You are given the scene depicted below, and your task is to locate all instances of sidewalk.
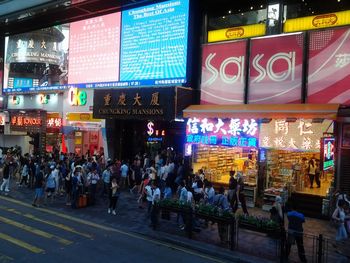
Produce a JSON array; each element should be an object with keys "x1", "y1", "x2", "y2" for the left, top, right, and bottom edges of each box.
[{"x1": 4, "y1": 183, "x2": 350, "y2": 263}]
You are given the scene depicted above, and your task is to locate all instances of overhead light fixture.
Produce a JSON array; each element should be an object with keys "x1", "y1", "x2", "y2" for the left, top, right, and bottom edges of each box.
[
  {"x1": 228, "y1": 10, "x2": 231, "y2": 14},
  {"x1": 260, "y1": 5, "x2": 264, "y2": 8},
  {"x1": 250, "y1": 6, "x2": 253, "y2": 10}
]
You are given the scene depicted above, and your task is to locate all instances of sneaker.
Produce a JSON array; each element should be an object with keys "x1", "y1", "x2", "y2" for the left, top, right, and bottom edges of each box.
[
  {"x1": 4, "y1": 189, "x2": 10, "y2": 192},
  {"x1": 108, "y1": 208, "x2": 111, "y2": 214},
  {"x1": 112, "y1": 210, "x2": 117, "y2": 215}
]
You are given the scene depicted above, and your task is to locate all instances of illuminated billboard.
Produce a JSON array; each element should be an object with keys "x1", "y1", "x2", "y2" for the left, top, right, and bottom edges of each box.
[{"x1": 3, "y1": 0, "x2": 190, "y2": 93}]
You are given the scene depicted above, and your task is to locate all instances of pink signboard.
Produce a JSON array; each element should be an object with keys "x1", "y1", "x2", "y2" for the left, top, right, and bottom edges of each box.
[
  {"x1": 308, "y1": 28, "x2": 350, "y2": 105},
  {"x1": 248, "y1": 33, "x2": 304, "y2": 104},
  {"x1": 68, "y1": 12, "x2": 121, "y2": 84},
  {"x1": 200, "y1": 40, "x2": 247, "y2": 105}
]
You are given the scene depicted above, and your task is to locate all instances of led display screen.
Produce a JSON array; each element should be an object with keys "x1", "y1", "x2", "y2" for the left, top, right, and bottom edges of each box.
[{"x1": 3, "y1": 0, "x2": 189, "y2": 93}]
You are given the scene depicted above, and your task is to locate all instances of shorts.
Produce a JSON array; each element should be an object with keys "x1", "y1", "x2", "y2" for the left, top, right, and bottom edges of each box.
[
  {"x1": 46, "y1": 187, "x2": 55, "y2": 193},
  {"x1": 35, "y1": 188, "x2": 44, "y2": 198}
]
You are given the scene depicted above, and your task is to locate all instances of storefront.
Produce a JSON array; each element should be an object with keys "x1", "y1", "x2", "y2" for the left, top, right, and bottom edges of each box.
[
  {"x1": 4, "y1": 93, "x2": 63, "y2": 154},
  {"x1": 183, "y1": 104, "x2": 339, "y2": 214},
  {"x1": 93, "y1": 87, "x2": 191, "y2": 161},
  {"x1": 63, "y1": 88, "x2": 106, "y2": 157}
]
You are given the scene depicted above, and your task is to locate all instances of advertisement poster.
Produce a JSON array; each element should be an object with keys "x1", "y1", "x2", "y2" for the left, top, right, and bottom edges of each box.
[
  {"x1": 200, "y1": 40, "x2": 247, "y2": 105},
  {"x1": 321, "y1": 137, "x2": 335, "y2": 171},
  {"x1": 120, "y1": 0, "x2": 189, "y2": 84},
  {"x1": 68, "y1": 12, "x2": 121, "y2": 84},
  {"x1": 3, "y1": 0, "x2": 190, "y2": 93},
  {"x1": 307, "y1": 28, "x2": 350, "y2": 105},
  {"x1": 248, "y1": 33, "x2": 304, "y2": 104}
]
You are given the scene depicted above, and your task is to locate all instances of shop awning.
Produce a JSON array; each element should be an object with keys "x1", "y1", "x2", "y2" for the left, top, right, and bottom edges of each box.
[{"x1": 183, "y1": 104, "x2": 340, "y2": 120}]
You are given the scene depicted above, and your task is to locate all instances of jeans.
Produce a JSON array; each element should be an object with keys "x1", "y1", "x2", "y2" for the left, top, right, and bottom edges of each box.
[
  {"x1": 286, "y1": 233, "x2": 307, "y2": 263},
  {"x1": 0, "y1": 178, "x2": 10, "y2": 191}
]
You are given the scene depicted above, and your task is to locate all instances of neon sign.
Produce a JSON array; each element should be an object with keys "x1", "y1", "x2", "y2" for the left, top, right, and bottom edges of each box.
[
  {"x1": 321, "y1": 137, "x2": 335, "y2": 171},
  {"x1": 38, "y1": 94, "x2": 50, "y2": 104},
  {"x1": 260, "y1": 119, "x2": 333, "y2": 151},
  {"x1": 68, "y1": 88, "x2": 87, "y2": 106},
  {"x1": 47, "y1": 118, "x2": 62, "y2": 128},
  {"x1": 11, "y1": 116, "x2": 42, "y2": 126},
  {"x1": 146, "y1": 121, "x2": 165, "y2": 138},
  {"x1": 186, "y1": 118, "x2": 258, "y2": 148}
]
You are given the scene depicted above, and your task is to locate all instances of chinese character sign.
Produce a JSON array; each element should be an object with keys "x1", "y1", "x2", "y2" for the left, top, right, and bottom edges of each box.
[
  {"x1": 47, "y1": 118, "x2": 62, "y2": 129},
  {"x1": 259, "y1": 119, "x2": 333, "y2": 151},
  {"x1": 186, "y1": 117, "x2": 258, "y2": 148}
]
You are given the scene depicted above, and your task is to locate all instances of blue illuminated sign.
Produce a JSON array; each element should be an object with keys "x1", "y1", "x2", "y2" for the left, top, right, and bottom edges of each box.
[
  {"x1": 13, "y1": 78, "x2": 33, "y2": 89},
  {"x1": 186, "y1": 135, "x2": 258, "y2": 148},
  {"x1": 120, "y1": 0, "x2": 189, "y2": 83}
]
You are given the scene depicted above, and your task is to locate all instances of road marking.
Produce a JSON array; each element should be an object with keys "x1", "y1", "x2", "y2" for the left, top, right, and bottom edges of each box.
[
  {"x1": 0, "y1": 196, "x2": 227, "y2": 263},
  {"x1": 0, "y1": 253, "x2": 13, "y2": 263},
  {"x1": 0, "y1": 206, "x2": 93, "y2": 239},
  {"x1": 0, "y1": 215, "x2": 72, "y2": 245},
  {"x1": 0, "y1": 233, "x2": 44, "y2": 254}
]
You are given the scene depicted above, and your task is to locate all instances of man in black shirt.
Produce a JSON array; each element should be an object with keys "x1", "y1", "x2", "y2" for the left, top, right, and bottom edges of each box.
[
  {"x1": 32, "y1": 165, "x2": 45, "y2": 207},
  {"x1": 286, "y1": 203, "x2": 307, "y2": 263}
]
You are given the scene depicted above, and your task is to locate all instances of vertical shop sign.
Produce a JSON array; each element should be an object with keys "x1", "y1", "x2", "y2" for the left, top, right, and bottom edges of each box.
[
  {"x1": 248, "y1": 33, "x2": 303, "y2": 104},
  {"x1": 320, "y1": 137, "x2": 335, "y2": 171},
  {"x1": 201, "y1": 40, "x2": 247, "y2": 105},
  {"x1": 308, "y1": 28, "x2": 350, "y2": 105},
  {"x1": 186, "y1": 117, "x2": 258, "y2": 147}
]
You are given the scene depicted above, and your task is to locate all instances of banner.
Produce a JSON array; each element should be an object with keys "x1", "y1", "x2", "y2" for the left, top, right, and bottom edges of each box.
[
  {"x1": 208, "y1": 24, "x2": 265, "y2": 43},
  {"x1": 93, "y1": 87, "x2": 176, "y2": 120},
  {"x1": 248, "y1": 33, "x2": 304, "y2": 104},
  {"x1": 200, "y1": 40, "x2": 247, "y2": 105},
  {"x1": 307, "y1": 27, "x2": 350, "y2": 105}
]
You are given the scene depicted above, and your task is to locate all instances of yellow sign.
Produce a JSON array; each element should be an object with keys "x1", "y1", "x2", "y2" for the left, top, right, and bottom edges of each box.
[
  {"x1": 66, "y1": 113, "x2": 101, "y2": 122},
  {"x1": 284, "y1": 10, "x2": 350, "y2": 32},
  {"x1": 208, "y1": 24, "x2": 266, "y2": 43}
]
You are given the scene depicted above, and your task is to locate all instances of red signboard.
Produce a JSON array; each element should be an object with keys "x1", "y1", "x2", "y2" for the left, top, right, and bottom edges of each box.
[
  {"x1": 307, "y1": 28, "x2": 350, "y2": 105},
  {"x1": 11, "y1": 116, "x2": 41, "y2": 126},
  {"x1": 47, "y1": 118, "x2": 62, "y2": 129},
  {"x1": 68, "y1": 12, "x2": 121, "y2": 84},
  {"x1": 248, "y1": 33, "x2": 304, "y2": 104},
  {"x1": 200, "y1": 40, "x2": 247, "y2": 105}
]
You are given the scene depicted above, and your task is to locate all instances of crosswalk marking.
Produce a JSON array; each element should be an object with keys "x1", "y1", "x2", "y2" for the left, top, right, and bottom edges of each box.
[
  {"x1": 0, "y1": 196, "x2": 227, "y2": 263},
  {"x1": 0, "y1": 253, "x2": 13, "y2": 263},
  {"x1": 0, "y1": 215, "x2": 72, "y2": 245},
  {"x1": 0, "y1": 206, "x2": 93, "y2": 239},
  {"x1": 0, "y1": 233, "x2": 44, "y2": 254}
]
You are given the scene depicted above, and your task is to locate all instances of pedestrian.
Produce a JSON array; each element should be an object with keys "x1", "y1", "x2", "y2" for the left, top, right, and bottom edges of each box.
[
  {"x1": 120, "y1": 160, "x2": 129, "y2": 189},
  {"x1": 308, "y1": 159, "x2": 316, "y2": 188},
  {"x1": 108, "y1": 178, "x2": 120, "y2": 215},
  {"x1": 213, "y1": 186, "x2": 231, "y2": 245},
  {"x1": 64, "y1": 169, "x2": 72, "y2": 206},
  {"x1": 87, "y1": 166, "x2": 100, "y2": 205},
  {"x1": 44, "y1": 166, "x2": 56, "y2": 204},
  {"x1": 71, "y1": 168, "x2": 80, "y2": 209},
  {"x1": 150, "y1": 180, "x2": 161, "y2": 229},
  {"x1": 32, "y1": 165, "x2": 45, "y2": 207},
  {"x1": 332, "y1": 199, "x2": 349, "y2": 242},
  {"x1": 19, "y1": 160, "x2": 29, "y2": 187},
  {"x1": 233, "y1": 172, "x2": 249, "y2": 215},
  {"x1": 286, "y1": 202, "x2": 307, "y2": 263},
  {"x1": 270, "y1": 196, "x2": 284, "y2": 226},
  {"x1": 101, "y1": 165, "x2": 111, "y2": 197},
  {"x1": 0, "y1": 162, "x2": 11, "y2": 193}
]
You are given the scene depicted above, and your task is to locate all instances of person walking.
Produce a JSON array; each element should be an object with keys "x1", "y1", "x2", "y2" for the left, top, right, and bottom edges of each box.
[
  {"x1": 213, "y1": 186, "x2": 231, "y2": 245},
  {"x1": 32, "y1": 165, "x2": 45, "y2": 207},
  {"x1": 108, "y1": 178, "x2": 120, "y2": 215},
  {"x1": 150, "y1": 180, "x2": 161, "y2": 229},
  {"x1": 0, "y1": 162, "x2": 11, "y2": 193},
  {"x1": 44, "y1": 166, "x2": 57, "y2": 204},
  {"x1": 87, "y1": 166, "x2": 100, "y2": 205},
  {"x1": 332, "y1": 199, "x2": 349, "y2": 242},
  {"x1": 308, "y1": 159, "x2": 316, "y2": 188},
  {"x1": 120, "y1": 160, "x2": 129, "y2": 189},
  {"x1": 101, "y1": 165, "x2": 111, "y2": 197},
  {"x1": 286, "y1": 203, "x2": 307, "y2": 263}
]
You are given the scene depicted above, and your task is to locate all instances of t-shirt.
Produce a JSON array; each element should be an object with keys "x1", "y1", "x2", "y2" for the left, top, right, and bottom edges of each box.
[
  {"x1": 34, "y1": 172, "x2": 44, "y2": 188},
  {"x1": 145, "y1": 185, "x2": 153, "y2": 202},
  {"x1": 46, "y1": 173, "x2": 56, "y2": 188},
  {"x1": 152, "y1": 188, "x2": 161, "y2": 204},
  {"x1": 120, "y1": 164, "x2": 129, "y2": 178}
]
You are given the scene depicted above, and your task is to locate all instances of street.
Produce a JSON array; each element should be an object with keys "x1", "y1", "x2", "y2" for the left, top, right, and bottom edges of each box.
[{"x1": 0, "y1": 195, "x2": 228, "y2": 263}]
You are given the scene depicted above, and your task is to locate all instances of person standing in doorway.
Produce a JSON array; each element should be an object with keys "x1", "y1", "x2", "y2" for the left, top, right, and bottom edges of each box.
[
  {"x1": 286, "y1": 203, "x2": 307, "y2": 263},
  {"x1": 308, "y1": 159, "x2": 316, "y2": 189}
]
